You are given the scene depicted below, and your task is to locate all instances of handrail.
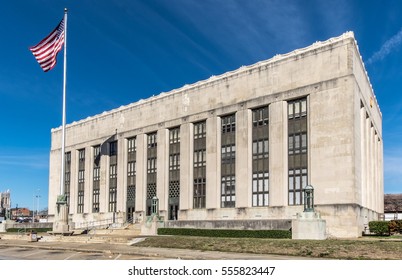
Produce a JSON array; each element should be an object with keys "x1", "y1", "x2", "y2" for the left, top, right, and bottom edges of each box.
[
  {"x1": 71, "y1": 215, "x2": 141, "y2": 232},
  {"x1": 17, "y1": 227, "x2": 27, "y2": 236},
  {"x1": 74, "y1": 217, "x2": 125, "y2": 230}
]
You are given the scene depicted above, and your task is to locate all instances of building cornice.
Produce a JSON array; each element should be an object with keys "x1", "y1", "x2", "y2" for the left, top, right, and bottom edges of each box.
[{"x1": 53, "y1": 31, "x2": 377, "y2": 132}]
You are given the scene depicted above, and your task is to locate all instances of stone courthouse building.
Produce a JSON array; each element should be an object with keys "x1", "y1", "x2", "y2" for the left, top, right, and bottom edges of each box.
[{"x1": 48, "y1": 32, "x2": 383, "y2": 238}]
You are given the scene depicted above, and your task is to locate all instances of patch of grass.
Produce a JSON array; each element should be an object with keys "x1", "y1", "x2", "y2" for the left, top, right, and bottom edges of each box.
[
  {"x1": 6, "y1": 228, "x2": 52, "y2": 233},
  {"x1": 132, "y1": 236, "x2": 402, "y2": 260},
  {"x1": 365, "y1": 234, "x2": 402, "y2": 239}
]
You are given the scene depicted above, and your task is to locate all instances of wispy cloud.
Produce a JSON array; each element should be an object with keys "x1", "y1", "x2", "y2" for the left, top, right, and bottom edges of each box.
[
  {"x1": 384, "y1": 147, "x2": 402, "y2": 193},
  {"x1": 0, "y1": 154, "x2": 48, "y2": 169},
  {"x1": 367, "y1": 28, "x2": 402, "y2": 65},
  {"x1": 167, "y1": 0, "x2": 309, "y2": 64}
]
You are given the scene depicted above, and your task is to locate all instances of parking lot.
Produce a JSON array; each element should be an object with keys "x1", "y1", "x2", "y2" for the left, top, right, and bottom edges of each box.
[{"x1": 0, "y1": 245, "x2": 167, "y2": 260}]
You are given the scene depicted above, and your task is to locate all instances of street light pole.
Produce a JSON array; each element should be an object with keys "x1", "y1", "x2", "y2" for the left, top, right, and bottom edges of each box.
[
  {"x1": 36, "y1": 195, "x2": 41, "y2": 221},
  {"x1": 32, "y1": 195, "x2": 35, "y2": 223},
  {"x1": 32, "y1": 189, "x2": 40, "y2": 223}
]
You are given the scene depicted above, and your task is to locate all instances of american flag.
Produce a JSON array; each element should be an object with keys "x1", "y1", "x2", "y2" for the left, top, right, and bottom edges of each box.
[{"x1": 30, "y1": 18, "x2": 65, "y2": 72}]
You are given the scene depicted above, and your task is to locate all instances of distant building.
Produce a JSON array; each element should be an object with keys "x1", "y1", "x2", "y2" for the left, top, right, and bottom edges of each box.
[
  {"x1": 0, "y1": 190, "x2": 11, "y2": 218},
  {"x1": 37, "y1": 209, "x2": 49, "y2": 223},
  {"x1": 384, "y1": 194, "x2": 402, "y2": 221},
  {"x1": 48, "y1": 32, "x2": 383, "y2": 238},
  {"x1": 10, "y1": 207, "x2": 30, "y2": 219}
]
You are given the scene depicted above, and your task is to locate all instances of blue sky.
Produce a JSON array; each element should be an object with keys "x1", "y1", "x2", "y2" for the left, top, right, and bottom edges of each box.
[{"x1": 0, "y1": 0, "x2": 401, "y2": 210}]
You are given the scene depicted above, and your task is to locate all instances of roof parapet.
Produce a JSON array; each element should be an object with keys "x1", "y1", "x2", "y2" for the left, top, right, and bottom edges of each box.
[{"x1": 53, "y1": 31, "x2": 377, "y2": 131}]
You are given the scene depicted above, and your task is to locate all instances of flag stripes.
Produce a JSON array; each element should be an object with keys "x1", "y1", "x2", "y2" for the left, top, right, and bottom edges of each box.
[{"x1": 30, "y1": 18, "x2": 65, "y2": 72}]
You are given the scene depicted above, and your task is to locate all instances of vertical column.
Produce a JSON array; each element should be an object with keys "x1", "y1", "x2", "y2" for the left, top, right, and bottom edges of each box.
[
  {"x1": 236, "y1": 108, "x2": 251, "y2": 208},
  {"x1": 269, "y1": 101, "x2": 287, "y2": 207},
  {"x1": 84, "y1": 147, "x2": 92, "y2": 214},
  {"x1": 100, "y1": 146, "x2": 109, "y2": 213},
  {"x1": 377, "y1": 136, "x2": 381, "y2": 213},
  {"x1": 117, "y1": 136, "x2": 126, "y2": 212},
  {"x1": 69, "y1": 150, "x2": 77, "y2": 214},
  {"x1": 364, "y1": 116, "x2": 370, "y2": 209},
  {"x1": 157, "y1": 128, "x2": 168, "y2": 216},
  {"x1": 180, "y1": 122, "x2": 192, "y2": 210},
  {"x1": 369, "y1": 125, "x2": 374, "y2": 210},
  {"x1": 373, "y1": 133, "x2": 378, "y2": 213},
  {"x1": 360, "y1": 107, "x2": 367, "y2": 207},
  {"x1": 206, "y1": 114, "x2": 219, "y2": 209},
  {"x1": 378, "y1": 138, "x2": 384, "y2": 214},
  {"x1": 372, "y1": 127, "x2": 376, "y2": 211},
  {"x1": 135, "y1": 134, "x2": 147, "y2": 215}
]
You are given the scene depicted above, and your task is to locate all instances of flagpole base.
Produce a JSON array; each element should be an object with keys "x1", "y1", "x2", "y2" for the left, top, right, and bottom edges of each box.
[{"x1": 50, "y1": 195, "x2": 72, "y2": 234}]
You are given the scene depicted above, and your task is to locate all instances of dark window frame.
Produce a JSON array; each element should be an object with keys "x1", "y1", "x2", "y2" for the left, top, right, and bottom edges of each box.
[
  {"x1": 92, "y1": 145, "x2": 101, "y2": 213},
  {"x1": 287, "y1": 98, "x2": 308, "y2": 206},
  {"x1": 193, "y1": 121, "x2": 206, "y2": 209},
  {"x1": 221, "y1": 114, "x2": 236, "y2": 208},
  {"x1": 252, "y1": 106, "x2": 269, "y2": 207}
]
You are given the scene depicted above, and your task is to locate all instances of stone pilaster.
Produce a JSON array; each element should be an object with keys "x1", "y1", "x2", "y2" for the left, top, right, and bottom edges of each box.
[
  {"x1": 236, "y1": 107, "x2": 252, "y2": 208},
  {"x1": 206, "y1": 115, "x2": 219, "y2": 209},
  {"x1": 269, "y1": 101, "x2": 287, "y2": 207},
  {"x1": 135, "y1": 134, "x2": 147, "y2": 218},
  {"x1": 157, "y1": 128, "x2": 168, "y2": 216},
  {"x1": 179, "y1": 122, "x2": 192, "y2": 210}
]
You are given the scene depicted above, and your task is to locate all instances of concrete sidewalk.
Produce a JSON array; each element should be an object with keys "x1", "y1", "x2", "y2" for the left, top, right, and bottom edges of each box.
[{"x1": 0, "y1": 235, "x2": 317, "y2": 260}]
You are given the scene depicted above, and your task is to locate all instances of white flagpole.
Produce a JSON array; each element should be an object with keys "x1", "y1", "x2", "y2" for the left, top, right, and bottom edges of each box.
[{"x1": 60, "y1": 8, "x2": 68, "y2": 196}]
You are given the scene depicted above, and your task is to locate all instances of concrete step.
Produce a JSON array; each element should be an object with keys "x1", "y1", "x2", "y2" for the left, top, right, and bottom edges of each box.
[
  {"x1": 89, "y1": 227, "x2": 141, "y2": 236},
  {"x1": 1, "y1": 223, "x2": 142, "y2": 245},
  {"x1": 41, "y1": 234, "x2": 133, "y2": 244},
  {"x1": 0, "y1": 233, "x2": 31, "y2": 241},
  {"x1": 1, "y1": 233, "x2": 135, "y2": 245}
]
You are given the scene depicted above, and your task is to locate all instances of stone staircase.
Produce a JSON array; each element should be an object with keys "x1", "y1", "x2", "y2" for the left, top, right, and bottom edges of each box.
[
  {"x1": 0, "y1": 223, "x2": 142, "y2": 245},
  {"x1": 88, "y1": 223, "x2": 141, "y2": 236}
]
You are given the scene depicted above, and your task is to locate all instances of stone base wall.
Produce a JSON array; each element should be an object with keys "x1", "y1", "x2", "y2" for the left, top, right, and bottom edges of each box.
[
  {"x1": 5, "y1": 222, "x2": 53, "y2": 230},
  {"x1": 178, "y1": 206, "x2": 303, "y2": 221},
  {"x1": 48, "y1": 203, "x2": 381, "y2": 238},
  {"x1": 163, "y1": 219, "x2": 292, "y2": 231},
  {"x1": 316, "y1": 204, "x2": 380, "y2": 238}
]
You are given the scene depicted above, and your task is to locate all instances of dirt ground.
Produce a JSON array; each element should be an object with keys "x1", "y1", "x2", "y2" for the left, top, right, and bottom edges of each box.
[{"x1": 133, "y1": 235, "x2": 402, "y2": 260}]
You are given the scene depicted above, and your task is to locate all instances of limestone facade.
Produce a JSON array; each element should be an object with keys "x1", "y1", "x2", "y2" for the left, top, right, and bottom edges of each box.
[{"x1": 48, "y1": 32, "x2": 383, "y2": 238}]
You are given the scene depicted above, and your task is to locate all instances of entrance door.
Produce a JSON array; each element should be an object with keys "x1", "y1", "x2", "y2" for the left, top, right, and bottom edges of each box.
[
  {"x1": 126, "y1": 185, "x2": 136, "y2": 222},
  {"x1": 126, "y1": 206, "x2": 135, "y2": 222},
  {"x1": 168, "y1": 197, "x2": 179, "y2": 220}
]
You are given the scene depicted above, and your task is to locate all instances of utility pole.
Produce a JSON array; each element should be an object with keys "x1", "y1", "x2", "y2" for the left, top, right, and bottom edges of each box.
[
  {"x1": 32, "y1": 194, "x2": 35, "y2": 223},
  {"x1": 36, "y1": 194, "x2": 41, "y2": 221}
]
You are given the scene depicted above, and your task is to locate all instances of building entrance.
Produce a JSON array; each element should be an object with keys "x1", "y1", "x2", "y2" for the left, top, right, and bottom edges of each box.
[
  {"x1": 126, "y1": 206, "x2": 135, "y2": 222},
  {"x1": 168, "y1": 197, "x2": 179, "y2": 220}
]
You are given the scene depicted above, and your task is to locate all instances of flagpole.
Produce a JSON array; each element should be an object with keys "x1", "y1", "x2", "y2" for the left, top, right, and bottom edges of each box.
[{"x1": 60, "y1": 8, "x2": 68, "y2": 196}]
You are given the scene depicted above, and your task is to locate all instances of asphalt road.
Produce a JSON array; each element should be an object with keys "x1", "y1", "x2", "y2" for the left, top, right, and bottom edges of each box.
[
  {"x1": 0, "y1": 236, "x2": 319, "y2": 260},
  {"x1": 0, "y1": 245, "x2": 168, "y2": 260}
]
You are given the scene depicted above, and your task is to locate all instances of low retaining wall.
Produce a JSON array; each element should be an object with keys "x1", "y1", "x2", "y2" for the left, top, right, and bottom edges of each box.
[
  {"x1": 163, "y1": 219, "x2": 292, "y2": 230},
  {"x1": 5, "y1": 222, "x2": 53, "y2": 230}
]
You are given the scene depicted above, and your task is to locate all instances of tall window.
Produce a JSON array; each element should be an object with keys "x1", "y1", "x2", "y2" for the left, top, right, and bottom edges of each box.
[
  {"x1": 168, "y1": 127, "x2": 180, "y2": 220},
  {"x1": 64, "y1": 151, "x2": 71, "y2": 207},
  {"x1": 193, "y1": 121, "x2": 206, "y2": 208},
  {"x1": 252, "y1": 107, "x2": 269, "y2": 206},
  {"x1": 146, "y1": 132, "x2": 157, "y2": 215},
  {"x1": 221, "y1": 114, "x2": 236, "y2": 208},
  {"x1": 109, "y1": 141, "x2": 117, "y2": 212},
  {"x1": 110, "y1": 140, "x2": 117, "y2": 156},
  {"x1": 126, "y1": 137, "x2": 136, "y2": 221},
  {"x1": 147, "y1": 133, "x2": 157, "y2": 148},
  {"x1": 77, "y1": 148, "x2": 85, "y2": 213},
  {"x1": 92, "y1": 145, "x2": 100, "y2": 213},
  {"x1": 288, "y1": 98, "x2": 308, "y2": 205}
]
